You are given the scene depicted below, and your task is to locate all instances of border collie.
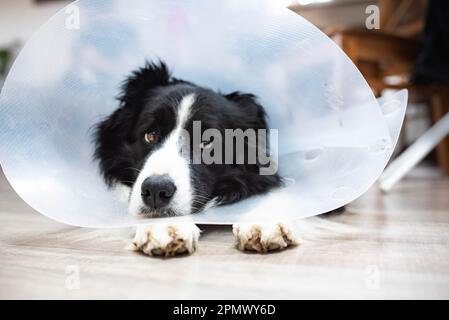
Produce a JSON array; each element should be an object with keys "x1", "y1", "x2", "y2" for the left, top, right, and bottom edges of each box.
[{"x1": 94, "y1": 61, "x2": 299, "y2": 256}]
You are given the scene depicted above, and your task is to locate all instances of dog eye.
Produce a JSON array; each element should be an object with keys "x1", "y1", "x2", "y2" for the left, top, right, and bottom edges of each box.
[
  {"x1": 200, "y1": 140, "x2": 213, "y2": 150},
  {"x1": 144, "y1": 131, "x2": 160, "y2": 144}
]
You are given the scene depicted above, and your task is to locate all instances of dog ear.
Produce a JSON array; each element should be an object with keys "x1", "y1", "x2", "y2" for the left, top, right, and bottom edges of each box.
[
  {"x1": 220, "y1": 92, "x2": 281, "y2": 196},
  {"x1": 96, "y1": 61, "x2": 171, "y2": 148},
  {"x1": 107, "y1": 60, "x2": 171, "y2": 137},
  {"x1": 224, "y1": 92, "x2": 268, "y2": 130},
  {"x1": 93, "y1": 105, "x2": 138, "y2": 187},
  {"x1": 93, "y1": 61, "x2": 171, "y2": 186},
  {"x1": 118, "y1": 60, "x2": 171, "y2": 108}
]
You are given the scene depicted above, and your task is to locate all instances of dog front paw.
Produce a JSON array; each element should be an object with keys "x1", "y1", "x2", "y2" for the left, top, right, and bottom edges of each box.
[
  {"x1": 233, "y1": 222, "x2": 299, "y2": 253},
  {"x1": 132, "y1": 223, "x2": 200, "y2": 257}
]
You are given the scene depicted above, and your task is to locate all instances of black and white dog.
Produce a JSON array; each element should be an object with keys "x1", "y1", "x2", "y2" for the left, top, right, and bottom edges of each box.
[{"x1": 94, "y1": 61, "x2": 298, "y2": 256}]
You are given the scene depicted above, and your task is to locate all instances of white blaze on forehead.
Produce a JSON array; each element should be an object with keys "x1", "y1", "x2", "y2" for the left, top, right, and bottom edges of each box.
[
  {"x1": 128, "y1": 94, "x2": 195, "y2": 216},
  {"x1": 176, "y1": 93, "x2": 195, "y2": 132}
]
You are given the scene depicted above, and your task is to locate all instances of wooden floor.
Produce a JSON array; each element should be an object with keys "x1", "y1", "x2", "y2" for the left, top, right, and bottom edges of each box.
[{"x1": 1, "y1": 166, "x2": 449, "y2": 300}]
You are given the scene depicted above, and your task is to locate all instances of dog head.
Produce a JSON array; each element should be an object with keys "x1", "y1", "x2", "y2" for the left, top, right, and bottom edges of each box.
[{"x1": 94, "y1": 61, "x2": 281, "y2": 217}]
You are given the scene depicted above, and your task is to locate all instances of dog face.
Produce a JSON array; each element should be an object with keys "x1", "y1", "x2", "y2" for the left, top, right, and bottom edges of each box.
[{"x1": 94, "y1": 61, "x2": 281, "y2": 217}]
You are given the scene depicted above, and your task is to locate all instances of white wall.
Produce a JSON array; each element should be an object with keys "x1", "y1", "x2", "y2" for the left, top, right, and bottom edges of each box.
[{"x1": 0, "y1": 0, "x2": 71, "y2": 48}]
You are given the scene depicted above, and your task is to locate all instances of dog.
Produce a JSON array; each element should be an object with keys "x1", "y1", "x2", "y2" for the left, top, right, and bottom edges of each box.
[{"x1": 93, "y1": 61, "x2": 300, "y2": 256}]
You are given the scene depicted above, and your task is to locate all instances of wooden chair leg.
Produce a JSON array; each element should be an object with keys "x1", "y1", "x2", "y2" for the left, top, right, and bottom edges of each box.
[{"x1": 430, "y1": 91, "x2": 449, "y2": 176}]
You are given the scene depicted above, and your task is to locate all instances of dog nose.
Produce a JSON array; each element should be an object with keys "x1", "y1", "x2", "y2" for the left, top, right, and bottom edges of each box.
[{"x1": 141, "y1": 175, "x2": 176, "y2": 210}]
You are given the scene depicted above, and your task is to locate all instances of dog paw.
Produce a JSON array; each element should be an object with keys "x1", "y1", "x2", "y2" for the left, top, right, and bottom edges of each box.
[
  {"x1": 131, "y1": 223, "x2": 200, "y2": 257},
  {"x1": 233, "y1": 222, "x2": 299, "y2": 253}
]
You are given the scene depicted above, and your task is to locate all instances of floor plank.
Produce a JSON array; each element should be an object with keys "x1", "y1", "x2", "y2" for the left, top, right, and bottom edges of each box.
[{"x1": 1, "y1": 167, "x2": 448, "y2": 299}]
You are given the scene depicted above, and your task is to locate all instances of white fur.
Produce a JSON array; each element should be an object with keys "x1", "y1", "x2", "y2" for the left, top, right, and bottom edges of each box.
[
  {"x1": 132, "y1": 223, "x2": 200, "y2": 256},
  {"x1": 113, "y1": 183, "x2": 131, "y2": 204},
  {"x1": 233, "y1": 222, "x2": 299, "y2": 252},
  {"x1": 128, "y1": 94, "x2": 195, "y2": 217}
]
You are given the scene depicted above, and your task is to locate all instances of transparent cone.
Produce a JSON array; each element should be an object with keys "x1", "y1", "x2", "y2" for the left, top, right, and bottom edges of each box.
[{"x1": 0, "y1": 0, "x2": 407, "y2": 227}]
